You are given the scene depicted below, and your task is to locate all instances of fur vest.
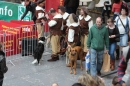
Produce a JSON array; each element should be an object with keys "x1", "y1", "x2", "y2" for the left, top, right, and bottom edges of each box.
[
  {"x1": 35, "y1": 6, "x2": 45, "y2": 23},
  {"x1": 79, "y1": 15, "x2": 91, "y2": 35},
  {"x1": 48, "y1": 14, "x2": 63, "y2": 36},
  {"x1": 66, "y1": 22, "x2": 80, "y2": 43}
]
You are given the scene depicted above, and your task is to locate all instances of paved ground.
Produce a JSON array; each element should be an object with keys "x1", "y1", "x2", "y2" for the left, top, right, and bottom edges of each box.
[
  {"x1": 3, "y1": 13, "x2": 120, "y2": 86},
  {"x1": 3, "y1": 47, "x2": 119, "y2": 86}
]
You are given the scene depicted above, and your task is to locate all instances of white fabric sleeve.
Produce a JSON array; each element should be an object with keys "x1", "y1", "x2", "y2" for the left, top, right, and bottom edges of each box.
[
  {"x1": 38, "y1": 13, "x2": 44, "y2": 19},
  {"x1": 68, "y1": 29, "x2": 75, "y2": 42},
  {"x1": 89, "y1": 20, "x2": 93, "y2": 31},
  {"x1": 66, "y1": 19, "x2": 70, "y2": 27},
  {"x1": 48, "y1": 20, "x2": 57, "y2": 27}
]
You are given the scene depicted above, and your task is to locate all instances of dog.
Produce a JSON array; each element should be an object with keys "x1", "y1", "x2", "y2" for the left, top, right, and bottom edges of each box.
[
  {"x1": 69, "y1": 46, "x2": 83, "y2": 75},
  {"x1": 32, "y1": 37, "x2": 45, "y2": 65}
]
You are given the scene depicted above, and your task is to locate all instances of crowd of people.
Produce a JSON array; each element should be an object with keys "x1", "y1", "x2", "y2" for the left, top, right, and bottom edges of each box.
[
  {"x1": 21, "y1": 0, "x2": 130, "y2": 86},
  {"x1": 0, "y1": 0, "x2": 128, "y2": 86}
]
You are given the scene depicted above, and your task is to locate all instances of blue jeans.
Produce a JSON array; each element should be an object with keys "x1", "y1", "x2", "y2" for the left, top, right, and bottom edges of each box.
[
  {"x1": 109, "y1": 42, "x2": 116, "y2": 60},
  {"x1": 90, "y1": 49, "x2": 104, "y2": 76}
]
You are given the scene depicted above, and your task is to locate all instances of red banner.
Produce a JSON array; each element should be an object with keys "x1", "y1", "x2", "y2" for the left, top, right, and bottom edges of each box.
[
  {"x1": 45, "y1": 0, "x2": 64, "y2": 32},
  {"x1": 10, "y1": 20, "x2": 34, "y2": 33},
  {"x1": 46, "y1": 0, "x2": 64, "y2": 12},
  {"x1": 0, "y1": 20, "x2": 37, "y2": 56}
]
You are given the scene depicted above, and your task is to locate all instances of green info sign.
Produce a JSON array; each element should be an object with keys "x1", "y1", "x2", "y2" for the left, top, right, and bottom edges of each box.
[{"x1": 0, "y1": 1, "x2": 31, "y2": 21}]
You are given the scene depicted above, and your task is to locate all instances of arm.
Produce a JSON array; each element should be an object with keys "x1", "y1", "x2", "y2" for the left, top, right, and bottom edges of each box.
[
  {"x1": 31, "y1": 3, "x2": 37, "y2": 21},
  {"x1": 112, "y1": 4, "x2": 115, "y2": 12},
  {"x1": 128, "y1": 17, "x2": 130, "y2": 30},
  {"x1": 127, "y1": 17, "x2": 130, "y2": 37},
  {"x1": 105, "y1": 0, "x2": 112, "y2": 5},
  {"x1": 21, "y1": 7, "x2": 29, "y2": 20},
  {"x1": 105, "y1": 28, "x2": 109, "y2": 50},
  {"x1": 48, "y1": 20, "x2": 57, "y2": 27},
  {"x1": 87, "y1": 27, "x2": 92, "y2": 49},
  {"x1": 32, "y1": 12, "x2": 36, "y2": 21}
]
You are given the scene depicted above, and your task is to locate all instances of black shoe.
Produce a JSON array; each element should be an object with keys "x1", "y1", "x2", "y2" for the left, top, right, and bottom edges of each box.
[
  {"x1": 116, "y1": 56, "x2": 119, "y2": 60},
  {"x1": 97, "y1": 71, "x2": 101, "y2": 76},
  {"x1": 55, "y1": 56, "x2": 59, "y2": 60},
  {"x1": 47, "y1": 58, "x2": 57, "y2": 62}
]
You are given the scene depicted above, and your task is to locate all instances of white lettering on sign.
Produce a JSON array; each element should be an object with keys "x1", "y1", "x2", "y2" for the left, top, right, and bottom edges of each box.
[
  {"x1": 0, "y1": 6, "x2": 13, "y2": 16},
  {"x1": 22, "y1": 27, "x2": 31, "y2": 32}
]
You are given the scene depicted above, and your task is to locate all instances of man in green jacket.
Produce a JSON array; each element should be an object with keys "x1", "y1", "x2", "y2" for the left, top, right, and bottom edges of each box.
[{"x1": 87, "y1": 17, "x2": 109, "y2": 76}]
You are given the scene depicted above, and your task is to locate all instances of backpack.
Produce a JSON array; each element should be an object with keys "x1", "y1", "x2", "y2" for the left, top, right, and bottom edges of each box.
[{"x1": 0, "y1": 55, "x2": 8, "y2": 74}]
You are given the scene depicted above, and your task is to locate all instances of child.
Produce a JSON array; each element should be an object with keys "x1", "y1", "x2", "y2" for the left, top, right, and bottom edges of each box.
[
  {"x1": 112, "y1": 76, "x2": 121, "y2": 86},
  {"x1": 0, "y1": 42, "x2": 8, "y2": 86}
]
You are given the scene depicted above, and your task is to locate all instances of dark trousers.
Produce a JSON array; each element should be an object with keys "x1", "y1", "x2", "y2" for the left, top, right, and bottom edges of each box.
[
  {"x1": 102, "y1": 9, "x2": 110, "y2": 23},
  {"x1": 66, "y1": 7, "x2": 77, "y2": 14},
  {"x1": 0, "y1": 77, "x2": 3, "y2": 86}
]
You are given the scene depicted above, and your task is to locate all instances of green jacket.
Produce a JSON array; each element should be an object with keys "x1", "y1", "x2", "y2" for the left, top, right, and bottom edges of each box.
[{"x1": 87, "y1": 24, "x2": 109, "y2": 51}]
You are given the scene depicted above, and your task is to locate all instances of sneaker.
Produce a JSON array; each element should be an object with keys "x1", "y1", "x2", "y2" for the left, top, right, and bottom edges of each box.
[{"x1": 32, "y1": 59, "x2": 37, "y2": 64}]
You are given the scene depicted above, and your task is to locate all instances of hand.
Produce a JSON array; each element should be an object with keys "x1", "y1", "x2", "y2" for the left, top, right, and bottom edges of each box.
[
  {"x1": 41, "y1": 19, "x2": 46, "y2": 24},
  {"x1": 122, "y1": 83, "x2": 126, "y2": 86},
  {"x1": 98, "y1": 76, "x2": 105, "y2": 83},
  {"x1": 125, "y1": 70, "x2": 128, "y2": 74},
  {"x1": 87, "y1": 49, "x2": 89, "y2": 52},
  {"x1": 45, "y1": 14, "x2": 49, "y2": 19},
  {"x1": 111, "y1": 35, "x2": 116, "y2": 38},
  {"x1": 104, "y1": 50, "x2": 108, "y2": 54},
  {"x1": 68, "y1": 45, "x2": 71, "y2": 48},
  {"x1": 110, "y1": 35, "x2": 116, "y2": 38}
]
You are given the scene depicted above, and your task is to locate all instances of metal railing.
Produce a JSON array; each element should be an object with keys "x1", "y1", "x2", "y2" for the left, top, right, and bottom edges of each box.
[{"x1": 0, "y1": 24, "x2": 39, "y2": 66}]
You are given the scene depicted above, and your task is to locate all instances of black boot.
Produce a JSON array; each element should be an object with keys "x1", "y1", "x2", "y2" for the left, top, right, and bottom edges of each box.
[
  {"x1": 48, "y1": 54, "x2": 57, "y2": 62},
  {"x1": 116, "y1": 49, "x2": 119, "y2": 60}
]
